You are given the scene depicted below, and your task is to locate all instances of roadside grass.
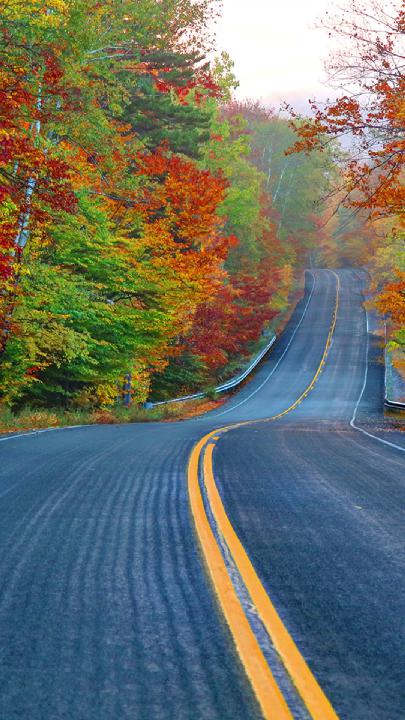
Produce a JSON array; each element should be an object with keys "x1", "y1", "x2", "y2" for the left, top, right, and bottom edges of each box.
[
  {"x1": 0, "y1": 396, "x2": 226, "y2": 435},
  {"x1": 385, "y1": 407, "x2": 405, "y2": 425}
]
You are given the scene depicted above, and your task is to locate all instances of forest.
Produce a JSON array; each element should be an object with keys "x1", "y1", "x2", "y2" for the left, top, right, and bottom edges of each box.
[{"x1": 0, "y1": 0, "x2": 403, "y2": 425}]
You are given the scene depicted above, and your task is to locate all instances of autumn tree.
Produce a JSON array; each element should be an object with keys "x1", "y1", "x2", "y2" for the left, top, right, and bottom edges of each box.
[
  {"x1": 287, "y1": 0, "x2": 404, "y2": 374},
  {"x1": 151, "y1": 100, "x2": 303, "y2": 398},
  {"x1": 288, "y1": 0, "x2": 405, "y2": 220},
  {"x1": 0, "y1": 0, "x2": 238, "y2": 406},
  {"x1": 1, "y1": 0, "x2": 349, "y2": 410}
]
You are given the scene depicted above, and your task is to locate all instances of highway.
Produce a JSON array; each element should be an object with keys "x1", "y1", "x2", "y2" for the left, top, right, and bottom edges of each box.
[{"x1": 0, "y1": 269, "x2": 404, "y2": 719}]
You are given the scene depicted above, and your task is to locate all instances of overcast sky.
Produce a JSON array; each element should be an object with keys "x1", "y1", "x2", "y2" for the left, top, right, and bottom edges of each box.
[{"x1": 214, "y1": 0, "x2": 336, "y2": 112}]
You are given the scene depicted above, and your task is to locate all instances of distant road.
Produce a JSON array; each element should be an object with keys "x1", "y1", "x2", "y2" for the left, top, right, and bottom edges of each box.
[{"x1": 1, "y1": 269, "x2": 404, "y2": 720}]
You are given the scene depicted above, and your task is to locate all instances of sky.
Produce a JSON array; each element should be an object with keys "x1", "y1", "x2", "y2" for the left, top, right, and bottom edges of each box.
[{"x1": 214, "y1": 0, "x2": 336, "y2": 112}]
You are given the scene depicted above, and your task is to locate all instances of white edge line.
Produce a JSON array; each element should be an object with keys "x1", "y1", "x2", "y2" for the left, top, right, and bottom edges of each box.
[
  {"x1": 208, "y1": 270, "x2": 317, "y2": 418},
  {"x1": 350, "y1": 308, "x2": 405, "y2": 453},
  {"x1": 0, "y1": 424, "x2": 93, "y2": 444}
]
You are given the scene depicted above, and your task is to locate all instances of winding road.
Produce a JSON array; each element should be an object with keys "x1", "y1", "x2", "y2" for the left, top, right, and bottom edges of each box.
[{"x1": 1, "y1": 269, "x2": 404, "y2": 720}]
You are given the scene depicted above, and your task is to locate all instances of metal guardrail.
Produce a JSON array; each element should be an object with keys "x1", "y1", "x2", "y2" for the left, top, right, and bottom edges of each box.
[
  {"x1": 384, "y1": 397, "x2": 405, "y2": 410},
  {"x1": 384, "y1": 342, "x2": 405, "y2": 411},
  {"x1": 149, "y1": 334, "x2": 277, "y2": 408}
]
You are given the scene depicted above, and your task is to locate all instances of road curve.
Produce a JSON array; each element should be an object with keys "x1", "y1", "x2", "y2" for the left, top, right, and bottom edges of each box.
[{"x1": 0, "y1": 269, "x2": 404, "y2": 720}]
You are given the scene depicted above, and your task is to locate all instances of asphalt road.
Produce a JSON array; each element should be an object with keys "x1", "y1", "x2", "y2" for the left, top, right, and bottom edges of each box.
[{"x1": 0, "y1": 269, "x2": 404, "y2": 720}]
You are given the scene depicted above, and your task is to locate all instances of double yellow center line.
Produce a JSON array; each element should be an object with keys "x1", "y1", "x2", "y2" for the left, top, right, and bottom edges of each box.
[{"x1": 187, "y1": 272, "x2": 341, "y2": 719}]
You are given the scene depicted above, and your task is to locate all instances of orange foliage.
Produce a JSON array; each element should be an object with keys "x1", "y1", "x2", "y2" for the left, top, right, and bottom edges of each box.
[
  {"x1": 135, "y1": 149, "x2": 236, "y2": 306},
  {"x1": 287, "y1": 1, "x2": 405, "y2": 222},
  {"x1": 376, "y1": 272, "x2": 405, "y2": 326}
]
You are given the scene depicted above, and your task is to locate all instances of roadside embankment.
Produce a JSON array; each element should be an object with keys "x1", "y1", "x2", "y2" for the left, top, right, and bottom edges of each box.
[{"x1": 385, "y1": 342, "x2": 405, "y2": 412}]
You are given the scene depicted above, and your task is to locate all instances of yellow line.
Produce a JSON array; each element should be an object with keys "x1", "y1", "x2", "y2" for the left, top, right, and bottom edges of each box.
[
  {"x1": 188, "y1": 438, "x2": 294, "y2": 720},
  {"x1": 267, "y1": 275, "x2": 339, "y2": 422},
  {"x1": 188, "y1": 273, "x2": 341, "y2": 719},
  {"x1": 204, "y1": 443, "x2": 339, "y2": 719}
]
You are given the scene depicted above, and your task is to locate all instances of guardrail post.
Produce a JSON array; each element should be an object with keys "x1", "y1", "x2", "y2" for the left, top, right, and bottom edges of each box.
[{"x1": 123, "y1": 373, "x2": 132, "y2": 407}]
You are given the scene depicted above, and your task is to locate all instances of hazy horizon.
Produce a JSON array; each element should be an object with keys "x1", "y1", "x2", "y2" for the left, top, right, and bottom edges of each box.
[{"x1": 214, "y1": 0, "x2": 340, "y2": 112}]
